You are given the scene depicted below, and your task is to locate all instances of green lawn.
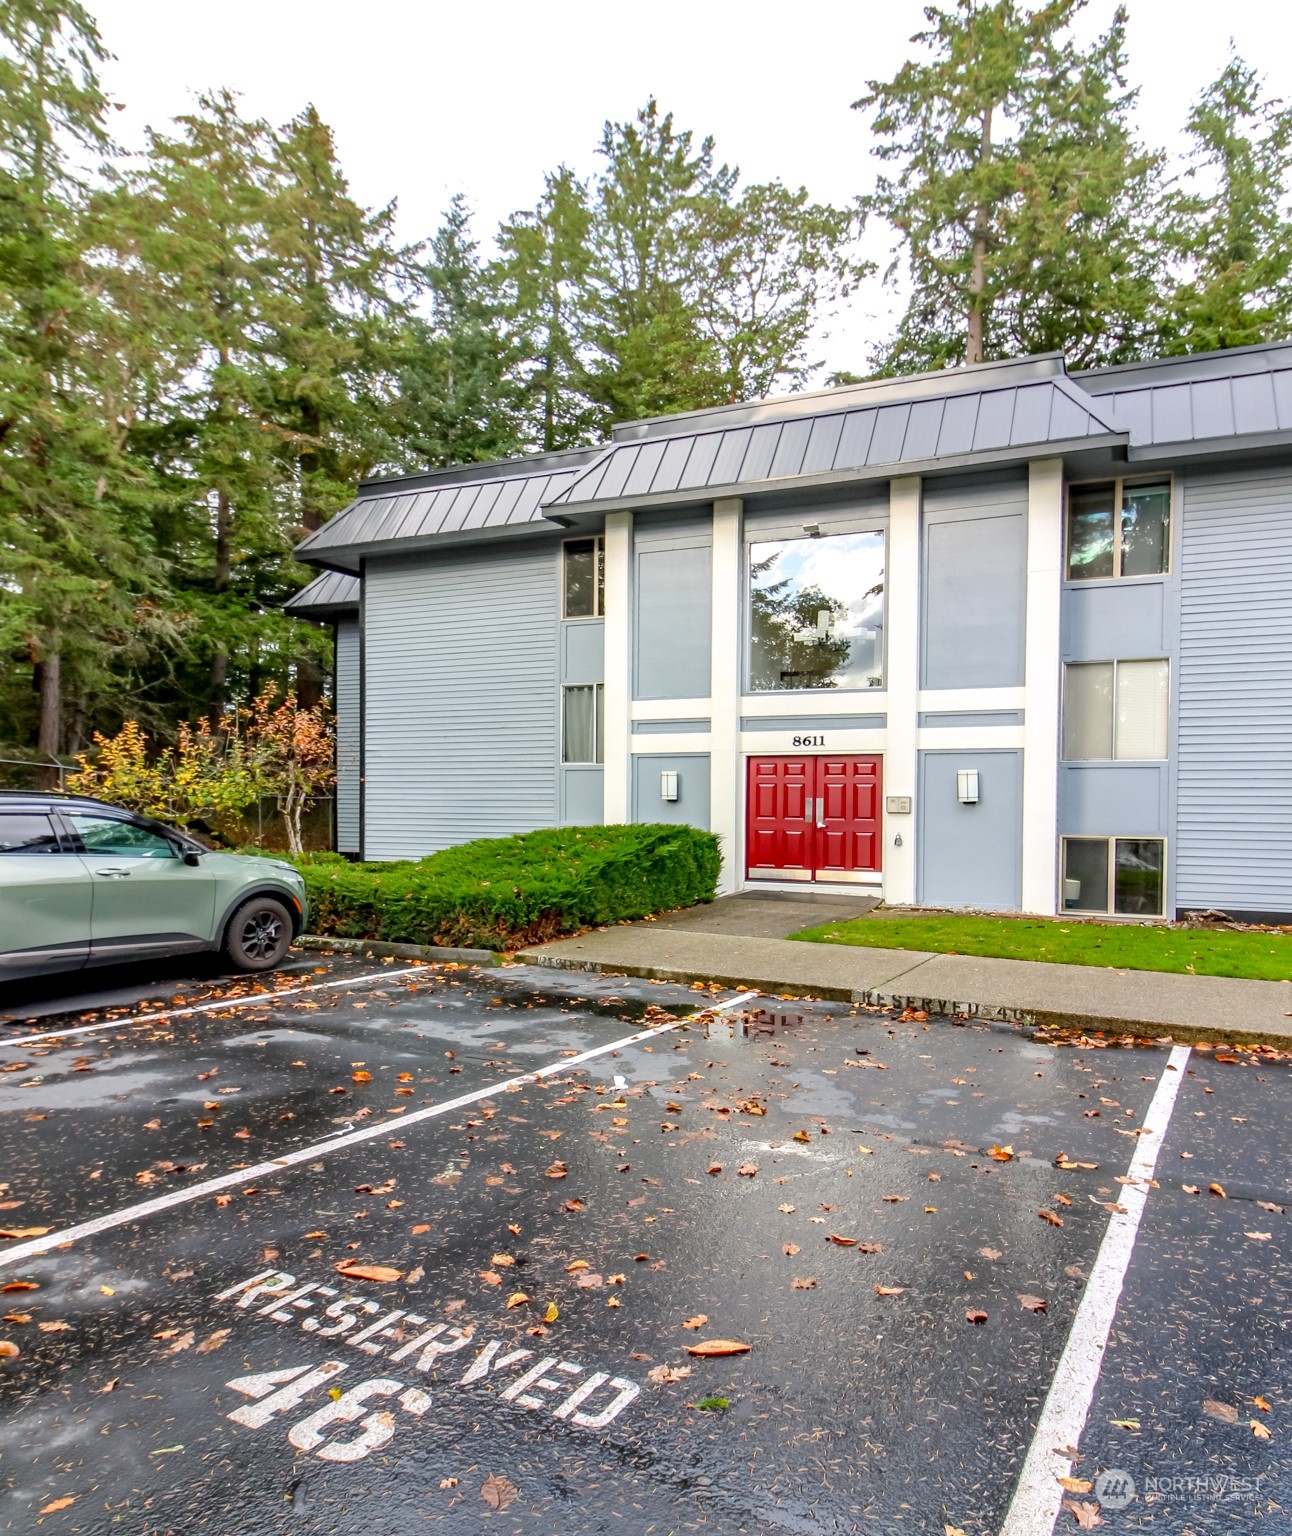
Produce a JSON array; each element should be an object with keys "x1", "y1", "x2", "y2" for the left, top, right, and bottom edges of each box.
[{"x1": 789, "y1": 912, "x2": 1292, "y2": 981}]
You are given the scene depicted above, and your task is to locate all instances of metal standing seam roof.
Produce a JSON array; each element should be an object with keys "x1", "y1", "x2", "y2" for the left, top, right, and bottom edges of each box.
[
  {"x1": 1078, "y1": 342, "x2": 1292, "y2": 453},
  {"x1": 294, "y1": 462, "x2": 592, "y2": 571},
  {"x1": 546, "y1": 374, "x2": 1123, "y2": 512},
  {"x1": 283, "y1": 570, "x2": 361, "y2": 615}
]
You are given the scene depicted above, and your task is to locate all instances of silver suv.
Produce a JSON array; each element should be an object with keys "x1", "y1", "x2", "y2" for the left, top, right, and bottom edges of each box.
[{"x1": 0, "y1": 792, "x2": 309, "y2": 980}]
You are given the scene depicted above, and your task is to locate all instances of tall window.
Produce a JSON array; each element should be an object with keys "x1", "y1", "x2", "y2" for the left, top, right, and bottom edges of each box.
[
  {"x1": 563, "y1": 537, "x2": 604, "y2": 618},
  {"x1": 1062, "y1": 837, "x2": 1165, "y2": 916},
  {"x1": 748, "y1": 529, "x2": 886, "y2": 691},
  {"x1": 1066, "y1": 478, "x2": 1171, "y2": 581},
  {"x1": 1063, "y1": 659, "x2": 1169, "y2": 760},
  {"x1": 563, "y1": 685, "x2": 604, "y2": 763}
]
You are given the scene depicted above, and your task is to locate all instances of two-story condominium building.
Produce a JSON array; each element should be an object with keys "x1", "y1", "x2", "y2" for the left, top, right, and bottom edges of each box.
[{"x1": 287, "y1": 340, "x2": 1292, "y2": 922}]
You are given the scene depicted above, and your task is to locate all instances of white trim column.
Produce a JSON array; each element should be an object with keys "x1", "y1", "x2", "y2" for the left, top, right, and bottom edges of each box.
[
  {"x1": 1022, "y1": 458, "x2": 1063, "y2": 913},
  {"x1": 884, "y1": 476, "x2": 921, "y2": 904},
  {"x1": 710, "y1": 497, "x2": 742, "y2": 893},
  {"x1": 602, "y1": 510, "x2": 633, "y2": 823}
]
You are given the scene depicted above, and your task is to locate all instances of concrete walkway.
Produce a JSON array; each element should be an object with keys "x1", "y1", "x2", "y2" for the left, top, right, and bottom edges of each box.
[{"x1": 517, "y1": 897, "x2": 1292, "y2": 1045}]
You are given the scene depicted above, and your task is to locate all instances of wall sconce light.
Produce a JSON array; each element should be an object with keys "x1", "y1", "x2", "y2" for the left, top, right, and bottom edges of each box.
[
  {"x1": 802, "y1": 522, "x2": 821, "y2": 538},
  {"x1": 956, "y1": 769, "x2": 980, "y2": 804},
  {"x1": 660, "y1": 771, "x2": 679, "y2": 802}
]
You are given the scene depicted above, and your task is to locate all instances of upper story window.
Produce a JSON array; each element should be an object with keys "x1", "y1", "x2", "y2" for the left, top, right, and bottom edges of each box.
[
  {"x1": 1062, "y1": 658, "x2": 1169, "y2": 760},
  {"x1": 563, "y1": 537, "x2": 604, "y2": 618},
  {"x1": 748, "y1": 528, "x2": 886, "y2": 692},
  {"x1": 1066, "y1": 477, "x2": 1171, "y2": 581}
]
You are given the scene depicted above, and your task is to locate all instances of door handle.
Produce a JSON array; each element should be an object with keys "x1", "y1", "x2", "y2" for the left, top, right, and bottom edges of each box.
[
  {"x1": 94, "y1": 868, "x2": 131, "y2": 877},
  {"x1": 816, "y1": 801, "x2": 826, "y2": 828},
  {"x1": 804, "y1": 799, "x2": 815, "y2": 824}
]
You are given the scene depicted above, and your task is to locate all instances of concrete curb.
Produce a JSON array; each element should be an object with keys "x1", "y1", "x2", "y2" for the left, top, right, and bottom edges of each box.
[
  {"x1": 296, "y1": 934, "x2": 500, "y2": 967},
  {"x1": 521, "y1": 950, "x2": 1292, "y2": 1049}
]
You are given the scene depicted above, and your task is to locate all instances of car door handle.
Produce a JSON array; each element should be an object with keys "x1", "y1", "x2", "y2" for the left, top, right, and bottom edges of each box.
[{"x1": 94, "y1": 868, "x2": 131, "y2": 878}]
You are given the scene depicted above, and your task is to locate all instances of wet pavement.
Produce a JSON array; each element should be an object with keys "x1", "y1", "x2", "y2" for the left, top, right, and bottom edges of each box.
[{"x1": 0, "y1": 955, "x2": 1288, "y2": 1534}]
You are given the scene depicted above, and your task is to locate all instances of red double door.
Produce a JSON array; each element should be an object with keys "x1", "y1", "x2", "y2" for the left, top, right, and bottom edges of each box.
[{"x1": 746, "y1": 756, "x2": 882, "y2": 882}]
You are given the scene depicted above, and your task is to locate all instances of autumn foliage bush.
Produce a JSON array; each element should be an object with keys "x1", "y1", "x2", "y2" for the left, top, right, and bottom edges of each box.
[{"x1": 297, "y1": 823, "x2": 721, "y2": 951}]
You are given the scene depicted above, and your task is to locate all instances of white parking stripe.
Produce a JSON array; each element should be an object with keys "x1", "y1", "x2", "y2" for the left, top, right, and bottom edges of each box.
[
  {"x1": 997, "y1": 1042, "x2": 1192, "y2": 1536},
  {"x1": 0, "y1": 967, "x2": 427, "y2": 1049},
  {"x1": 0, "y1": 990, "x2": 760, "y2": 1269}
]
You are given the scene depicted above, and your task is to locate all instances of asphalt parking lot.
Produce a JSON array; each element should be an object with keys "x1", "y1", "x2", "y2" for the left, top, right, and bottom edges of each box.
[{"x1": 0, "y1": 955, "x2": 1289, "y2": 1535}]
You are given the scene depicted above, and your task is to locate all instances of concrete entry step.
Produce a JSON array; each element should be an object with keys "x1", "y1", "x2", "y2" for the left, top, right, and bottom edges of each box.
[{"x1": 646, "y1": 892, "x2": 877, "y2": 941}]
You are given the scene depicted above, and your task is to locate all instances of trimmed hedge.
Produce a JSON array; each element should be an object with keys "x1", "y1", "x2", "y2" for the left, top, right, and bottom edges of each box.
[{"x1": 296, "y1": 823, "x2": 721, "y2": 951}]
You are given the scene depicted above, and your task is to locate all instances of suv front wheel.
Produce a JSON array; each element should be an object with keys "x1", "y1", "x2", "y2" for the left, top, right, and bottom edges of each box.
[{"x1": 223, "y1": 896, "x2": 293, "y2": 972}]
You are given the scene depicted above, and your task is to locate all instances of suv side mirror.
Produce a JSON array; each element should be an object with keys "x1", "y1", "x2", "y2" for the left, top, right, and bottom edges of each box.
[{"x1": 182, "y1": 850, "x2": 203, "y2": 867}]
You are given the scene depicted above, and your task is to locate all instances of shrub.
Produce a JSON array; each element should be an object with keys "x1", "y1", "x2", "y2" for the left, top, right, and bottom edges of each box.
[{"x1": 297, "y1": 823, "x2": 721, "y2": 951}]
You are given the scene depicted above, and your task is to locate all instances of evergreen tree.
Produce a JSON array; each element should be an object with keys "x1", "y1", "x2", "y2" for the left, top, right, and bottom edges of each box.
[
  {"x1": 1155, "y1": 55, "x2": 1292, "y2": 355},
  {"x1": 394, "y1": 194, "x2": 521, "y2": 466},
  {"x1": 855, "y1": 0, "x2": 1159, "y2": 372},
  {"x1": 497, "y1": 166, "x2": 596, "y2": 451},
  {"x1": 0, "y1": 0, "x2": 154, "y2": 763}
]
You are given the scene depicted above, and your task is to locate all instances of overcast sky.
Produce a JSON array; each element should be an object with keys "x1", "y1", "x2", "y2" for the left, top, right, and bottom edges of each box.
[{"x1": 89, "y1": 0, "x2": 1292, "y2": 380}]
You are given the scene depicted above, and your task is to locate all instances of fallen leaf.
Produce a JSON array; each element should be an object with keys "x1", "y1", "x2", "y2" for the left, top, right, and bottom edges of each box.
[
  {"x1": 195, "y1": 1328, "x2": 230, "y2": 1354},
  {"x1": 875, "y1": 1285, "x2": 905, "y2": 1296},
  {"x1": 491, "y1": 1253, "x2": 515, "y2": 1267},
  {"x1": 647, "y1": 1363, "x2": 691, "y2": 1384},
  {"x1": 979, "y1": 1248, "x2": 1002, "y2": 1261},
  {"x1": 480, "y1": 1472, "x2": 519, "y2": 1511},
  {"x1": 791, "y1": 1277, "x2": 817, "y2": 1289},
  {"x1": 1064, "y1": 1499, "x2": 1103, "y2": 1528},
  {"x1": 1257, "y1": 1200, "x2": 1285, "y2": 1215},
  {"x1": 545, "y1": 1162, "x2": 568, "y2": 1179},
  {"x1": 335, "y1": 1262, "x2": 402, "y2": 1283},
  {"x1": 1108, "y1": 1418, "x2": 1140, "y2": 1429},
  {"x1": 945, "y1": 1526, "x2": 967, "y2": 1536},
  {"x1": 965, "y1": 1309, "x2": 988, "y2": 1324},
  {"x1": 706, "y1": 1163, "x2": 723, "y2": 1176},
  {"x1": 987, "y1": 1144, "x2": 1014, "y2": 1162},
  {"x1": 792, "y1": 1130, "x2": 810, "y2": 1143},
  {"x1": 1039, "y1": 1210, "x2": 1064, "y2": 1227},
  {"x1": 164, "y1": 1330, "x2": 195, "y2": 1354},
  {"x1": 828, "y1": 1234, "x2": 857, "y2": 1247},
  {"x1": 1245, "y1": 1231, "x2": 1273, "y2": 1242},
  {"x1": 406, "y1": 1265, "x2": 425, "y2": 1284},
  {"x1": 543, "y1": 1302, "x2": 558, "y2": 1323},
  {"x1": 564, "y1": 1260, "x2": 590, "y2": 1273},
  {"x1": 685, "y1": 1338, "x2": 750, "y2": 1357},
  {"x1": 681, "y1": 1314, "x2": 708, "y2": 1329},
  {"x1": 1202, "y1": 1399, "x2": 1238, "y2": 1423},
  {"x1": 478, "y1": 1270, "x2": 502, "y2": 1286},
  {"x1": 0, "y1": 1282, "x2": 37, "y2": 1293},
  {"x1": 1057, "y1": 1476, "x2": 1093, "y2": 1494},
  {"x1": 575, "y1": 1273, "x2": 603, "y2": 1290},
  {"x1": 778, "y1": 1203, "x2": 795, "y2": 1214},
  {"x1": 352, "y1": 1070, "x2": 372, "y2": 1083},
  {"x1": 737, "y1": 1164, "x2": 759, "y2": 1177},
  {"x1": 505, "y1": 1292, "x2": 530, "y2": 1309},
  {"x1": 1019, "y1": 1294, "x2": 1048, "y2": 1312},
  {"x1": 857, "y1": 1242, "x2": 884, "y2": 1255},
  {"x1": 1182, "y1": 1184, "x2": 1201, "y2": 1195},
  {"x1": 39, "y1": 1497, "x2": 75, "y2": 1515},
  {"x1": 782, "y1": 1243, "x2": 801, "y2": 1256},
  {"x1": 2, "y1": 1313, "x2": 30, "y2": 1324},
  {"x1": 143, "y1": 1119, "x2": 161, "y2": 1131},
  {"x1": 0, "y1": 1341, "x2": 18, "y2": 1358},
  {"x1": 37, "y1": 1320, "x2": 71, "y2": 1333},
  {"x1": 0, "y1": 1227, "x2": 50, "y2": 1239},
  {"x1": 882, "y1": 1195, "x2": 907, "y2": 1204},
  {"x1": 1253, "y1": 1395, "x2": 1273, "y2": 1412},
  {"x1": 1251, "y1": 1419, "x2": 1273, "y2": 1440},
  {"x1": 1209, "y1": 1183, "x2": 1227, "y2": 1198},
  {"x1": 439, "y1": 1477, "x2": 458, "y2": 1489}
]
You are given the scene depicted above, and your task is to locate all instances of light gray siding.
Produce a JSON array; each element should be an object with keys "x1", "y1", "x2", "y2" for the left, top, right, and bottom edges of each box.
[
  {"x1": 1061, "y1": 580, "x2": 1167, "y2": 659},
  {"x1": 1060, "y1": 764, "x2": 1168, "y2": 835},
  {"x1": 921, "y1": 472, "x2": 1028, "y2": 689},
  {"x1": 363, "y1": 543, "x2": 560, "y2": 858},
  {"x1": 561, "y1": 767, "x2": 604, "y2": 825},
  {"x1": 917, "y1": 750, "x2": 1023, "y2": 910},
  {"x1": 634, "y1": 514, "x2": 712, "y2": 700},
  {"x1": 632, "y1": 753, "x2": 711, "y2": 830},
  {"x1": 334, "y1": 617, "x2": 361, "y2": 854},
  {"x1": 1176, "y1": 465, "x2": 1292, "y2": 912}
]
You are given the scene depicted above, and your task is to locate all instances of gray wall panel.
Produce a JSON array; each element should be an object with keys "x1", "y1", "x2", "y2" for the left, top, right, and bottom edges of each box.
[
  {"x1": 633, "y1": 719, "x2": 711, "y2": 734},
  {"x1": 632, "y1": 753, "x2": 711, "y2": 830},
  {"x1": 917, "y1": 750, "x2": 1022, "y2": 909},
  {"x1": 562, "y1": 621, "x2": 604, "y2": 685},
  {"x1": 921, "y1": 472, "x2": 1028, "y2": 689},
  {"x1": 561, "y1": 767, "x2": 604, "y2": 825},
  {"x1": 634, "y1": 526, "x2": 712, "y2": 700},
  {"x1": 1176, "y1": 465, "x2": 1292, "y2": 911},
  {"x1": 334, "y1": 617, "x2": 361, "y2": 854},
  {"x1": 363, "y1": 544, "x2": 560, "y2": 858},
  {"x1": 919, "y1": 710, "x2": 1023, "y2": 727},
  {"x1": 1059, "y1": 764, "x2": 1168, "y2": 835},
  {"x1": 740, "y1": 714, "x2": 885, "y2": 731},
  {"x1": 1062, "y1": 582, "x2": 1166, "y2": 659}
]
